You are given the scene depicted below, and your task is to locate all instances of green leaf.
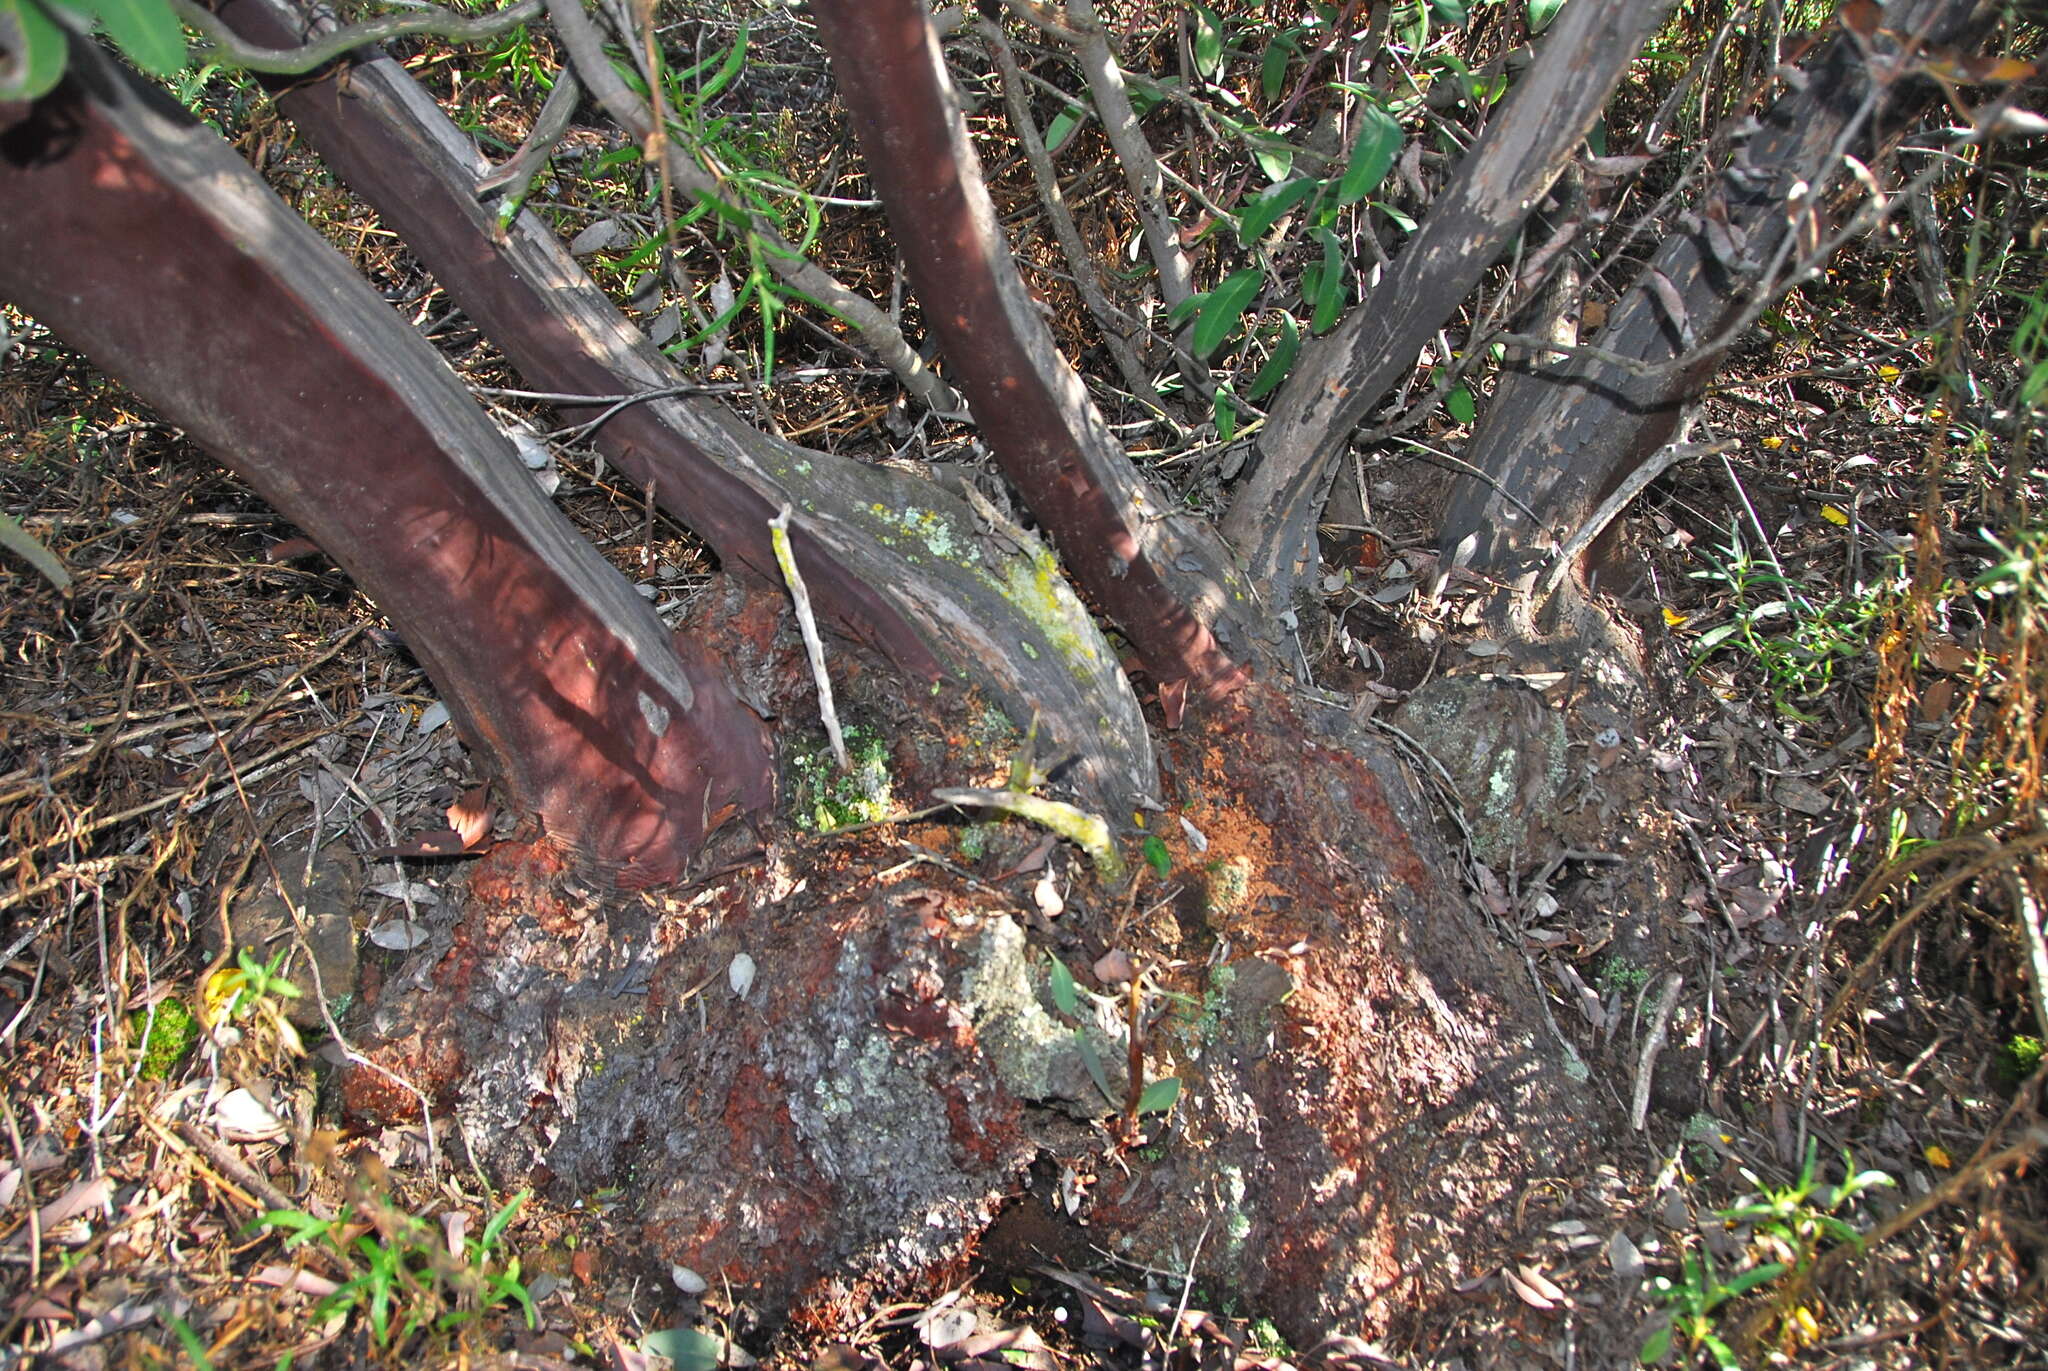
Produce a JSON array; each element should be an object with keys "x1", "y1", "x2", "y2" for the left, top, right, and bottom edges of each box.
[
  {"x1": 1247, "y1": 132, "x2": 1294, "y2": 181},
  {"x1": 1446, "y1": 384, "x2": 1475, "y2": 425},
  {"x1": 481, "y1": 1189, "x2": 529, "y2": 1250},
  {"x1": 1165, "y1": 291, "x2": 1207, "y2": 329},
  {"x1": 1247, "y1": 313, "x2": 1299, "y2": 400},
  {"x1": 65, "y1": 0, "x2": 185, "y2": 76},
  {"x1": 1718, "y1": 1261, "x2": 1787, "y2": 1300},
  {"x1": 1337, "y1": 103, "x2": 1402, "y2": 206},
  {"x1": 0, "y1": 506, "x2": 72, "y2": 590},
  {"x1": 695, "y1": 22, "x2": 747, "y2": 104},
  {"x1": 1048, "y1": 956, "x2": 1078, "y2": 1017},
  {"x1": 1044, "y1": 100, "x2": 1086, "y2": 154},
  {"x1": 1236, "y1": 176, "x2": 1319, "y2": 243},
  {"x1": 641, "y1": 1328, "x2": 735, "y2": 1371},
  {"x1": 1192, "y1": 4, "x2": 1223, "y2": 79},
  {"x1": 1075, "y1": 1030, "x2": 1118, "y2": 1109},
  {"x1": 1142, "y1": 833, "x2": 1172, "y2": 877},
  {"x1": 0, "y1": 0, "x2": 68, "y2": 101},
  {"x1": 1192, "y1": 267, "x2": 1263, "y2": 359},
  {"x1": 1214, "y1": 386, "x2": 1236, "y2": 441},
  {"x1": 1638, "y1": 1323, "x2": 1671, "y2": 1363},
  {"x1": 1528, "y1": 0, "x2": 1566, "y2": 32},
  {"x1": 1309, "y1": 227, "x2": 1346, "y2": 333},
  {"x1": 1429, "y1": 0, "x2": 1468, "y2": 24},
  {"x1": 1136, "y1": 1076, "x2": 1181, "y2": 1114},
  {"x1": 1260, "y1": 32, "x2": 1297, "y2": 103}
]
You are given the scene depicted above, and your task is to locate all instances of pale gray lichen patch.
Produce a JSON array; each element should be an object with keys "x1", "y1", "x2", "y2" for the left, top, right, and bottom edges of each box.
[
  {"x1": 1393, "y1": 675, "x2": 1567, "y2": 867},
  {"x1": 956, "y1": 916, "x2": 1122, "y2": 1114}
]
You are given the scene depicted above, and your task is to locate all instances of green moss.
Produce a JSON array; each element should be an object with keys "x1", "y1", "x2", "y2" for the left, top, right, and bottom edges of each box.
[
  {"x1": 1998, "y1": 1034, "x2": 2044, "y2": 1084},
  {"x1": 788, "y1": 724, "x2": 895, "y2": 831},
  {"x1": 957, "y1": 824, "x2": 993, "y2": 861},
  {"x1": 128, "y1": 997, "x2": 198, "y2": 1080}
]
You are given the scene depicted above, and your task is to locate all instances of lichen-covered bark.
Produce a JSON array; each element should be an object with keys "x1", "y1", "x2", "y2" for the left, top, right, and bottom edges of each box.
[
  {"x1": 206, "y1": 0, "x2": 1154, "y2": 810},
  {"x1": 811, "y1": 0, "x2": 1261, "y2": 703},
  {"x1": 1220, "y1": 0, "x2": 1674, "y2": 609},
  {"x1": 1438, "y1": 0, "x2": 1989, "y2": 574},
  {"x1": 0, "y1": 37, "x2": 771, "y2": 886}
]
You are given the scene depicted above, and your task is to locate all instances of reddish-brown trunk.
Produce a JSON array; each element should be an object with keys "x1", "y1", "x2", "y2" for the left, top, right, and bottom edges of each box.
[{"x1": 0, "y1": 39, "x2": 772, "y2": 886}]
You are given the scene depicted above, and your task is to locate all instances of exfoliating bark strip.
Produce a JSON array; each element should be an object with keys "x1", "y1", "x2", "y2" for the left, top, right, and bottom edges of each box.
[{"x1": 0, "y1": 37, "x2": 771, "y2": 886}]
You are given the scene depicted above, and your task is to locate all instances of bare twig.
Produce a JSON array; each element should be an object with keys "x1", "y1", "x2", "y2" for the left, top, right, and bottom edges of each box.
[
  {"x1": 769, "y1": 506, "x2": 848, "y2": 771},
  {"x1": 172, "y1": 0, "x2": 543, "y2": 74},
  {"x1": 1632, "y1": 973, "x2": 1683, "y2": 1130}
]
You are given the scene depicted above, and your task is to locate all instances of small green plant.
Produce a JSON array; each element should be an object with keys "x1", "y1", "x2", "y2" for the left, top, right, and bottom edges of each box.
[
  {"x1": 1641, "y1": 1245, "x2": 1785, "y2": 1369},
  {"x1": 202, "y1": 947, "x2": 305, "y2": 1057},
  {"x1": 1598, "y1": 955, "x2": 1652, "y2": 996},
  {"x1": 1687, "y1": 530, "x2": 1892, "y2": 722},
  {"x1": 251, "y1": 1186, "x2": 537, "y2": 1348},
  {"x1": 1642, "y1": 1142, "x2": 1893, "y2": 1365}
]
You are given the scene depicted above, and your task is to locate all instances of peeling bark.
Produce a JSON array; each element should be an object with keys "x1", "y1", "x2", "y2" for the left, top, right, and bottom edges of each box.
[
  {"x1": 205, "y1": 0, "x2": 1155, "y2": 810},
  {"x1": 1438, "y1": 0, "x2": 1990, "y2": 576},
  {"x1": 811, "y1": 0, "x2": 1262, "y2": 702},
  {"x1": 1220, "y1": 0, "x2": 1674, "y2": 610},
  {"x1": 0, "y1": 37, "x2": 772, "y2": 886}
]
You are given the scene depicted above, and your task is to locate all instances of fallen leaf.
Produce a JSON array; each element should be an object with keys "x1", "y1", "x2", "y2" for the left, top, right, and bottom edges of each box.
[
  {"x1": 1608, "y1": 1230, "x2": 1644, "y2": 1281},
  {"x1": 367, "y1": 920, "x2": 430, "y2": 951},
  {"x1": 1093, "y1": 949, "x2": 1135, "y2": 985},
  {"x1": 448, "y1": 785, "x2": 493, "y2": 849},
  {"x1": 728, "y1": 952, "x2": 756, "y2": 1000}
]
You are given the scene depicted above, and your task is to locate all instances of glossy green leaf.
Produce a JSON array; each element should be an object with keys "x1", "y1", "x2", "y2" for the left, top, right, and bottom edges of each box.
[
  {"x1": 0, "y1": 0, "x2": 68, "y2": 101},
  {"x1": 1429, "y1": 0, "x2": 1468, "y2": 25},
  {"x1": 1337, "y1": 103, "x2": 1401, "y2": 206},
  {"x1": 1213, "y1": 385, "x2": 1237, "y2": 443},
  {"x1": 1044, "y1": 99, "x2": 1086, "y2": 153},
  {"x1": 1246, "y1": 313, "x2": 1299, "y2": 400},
  {"x1": 1310, "y1": 227, "x2": 1346, "y2": 333},
  {"x1": 1446, "y1": 384, "x2": 1475, "y2": 425},
  {"x1": 1192, "y1": 4, "x2": 1223, "y2": 79},
  {"x1": 1048, "y1": 955, "x2": 1078, "y2": 1017},
  {"x1": 61, "y1": 0, "x2": 186, "y2": 76},
  {"x1": 1142, "y1": 833, "x2": 1172, "y2": 877},
  {"x1": 1528, "y1": 0, "x2": 1566, "y2": 32},
  {"x1": 1136, "y1": 1076, "x2": 1181, "y2": 1114},
  {"x1": 695, "y1": 22, "x2": 747, "y2": 104},
  {"x1": 1248, "y1": 134, "x2": 1294, "y2": 181},
  {"x1": 1191, "y1": 267, "x2": 1263, "y2": 359},
  {"x1": 1235, "y1": 175, "x2": 1319, "y2": 244},
  {"x1": 1165, "y1": 291, "x2": 1206, "y2": 329}
]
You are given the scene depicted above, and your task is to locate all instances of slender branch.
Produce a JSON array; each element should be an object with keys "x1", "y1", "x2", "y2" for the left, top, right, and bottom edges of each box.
[
  {"x1": 475, "y1": 65, "x2": 581, "y2": 211},
  {"x1": 542, "y1": 0, "x2": 967, "y2": 416},
  {"x1": 171, "y1": 0, "x2": 542, "y2": 73},
  {"x1": 1064, "y1": 0, "x2": 1195, "y2": 313},
  {"x1": 980, "y1": 18, "x2": 1163, "y2": 410}
]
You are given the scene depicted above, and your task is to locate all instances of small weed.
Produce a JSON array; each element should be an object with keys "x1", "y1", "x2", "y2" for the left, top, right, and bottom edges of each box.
[
  {"x1": 1687, "y1": 530, "x2": 1893, "y2": 722},
  {"x1": 1598, "y1": 955, "x2": 1652, "y2": 996},
  {"x1": 1642, "y1": 1141, "x2": 1893, "y2": 1365},
  {"x1": 251, "y1": 1183, "x2": 536, "y2": 1349},
  {"x1": 1248, "y1": 1316, "x2": 1293, "y2": 1357},
  {"x1": 1641, "y1": 1246, "x2": 1785, "y2": 1369},
  {"x1": 202, "y1": 947, "x2": 305, "y2": 1058}
]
